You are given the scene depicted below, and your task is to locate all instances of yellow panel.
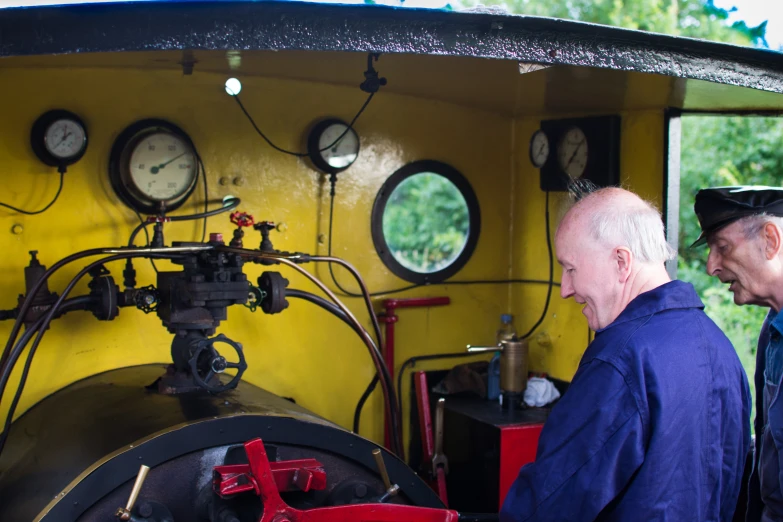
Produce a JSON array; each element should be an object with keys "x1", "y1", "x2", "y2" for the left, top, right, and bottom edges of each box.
[{"x1": 0, "y1": 65, "x2": 511, "y2": 454}]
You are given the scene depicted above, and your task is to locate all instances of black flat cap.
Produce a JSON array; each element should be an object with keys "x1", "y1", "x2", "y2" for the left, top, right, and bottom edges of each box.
[{"x1": 691, "y1": 186, "x2": 783, "y2": 247}]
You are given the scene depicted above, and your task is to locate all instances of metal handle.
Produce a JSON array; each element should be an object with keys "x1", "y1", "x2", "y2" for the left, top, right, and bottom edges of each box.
[
  {"x1": 372, "y1": 448, "x2": 392, "y2": 491},
  {"x1": 115, "y1": 464, "x2": 150, "y2": 520},
  {"x1": 466, "y1": 344, "x2": 503, "y2": 353},
  {"x1": 434, "y1": 398, "x2": 445, "y2": 456}
]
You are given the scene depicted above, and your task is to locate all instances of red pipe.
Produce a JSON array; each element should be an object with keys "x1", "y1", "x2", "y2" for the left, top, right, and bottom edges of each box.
[{"x1": 377, "y1": 297, "x2": 451, "y2": 455}]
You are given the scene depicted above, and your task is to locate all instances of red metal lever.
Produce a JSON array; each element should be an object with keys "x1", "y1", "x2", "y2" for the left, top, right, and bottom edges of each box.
[
  {"x1": 214, "y1": 457, "x2": 327, "y2": 497},
  {"x1": 214, "y1": 438, "x2": 460, "y2": 522},
  {"x1": 230, "y1": 211, "x2": 255, "y2": 228}
]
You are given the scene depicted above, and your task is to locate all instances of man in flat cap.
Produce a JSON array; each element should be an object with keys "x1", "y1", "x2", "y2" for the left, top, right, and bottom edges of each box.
[
  {"x1": 501, "y1": 187, "x2": 750, "y2": 522},
  {"x1": 694, "y1": 186, "x2": 783, "y2": 522}
]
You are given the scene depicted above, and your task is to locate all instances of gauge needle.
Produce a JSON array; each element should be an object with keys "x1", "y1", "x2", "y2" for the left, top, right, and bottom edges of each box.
[
  {"x1": 150, "y1": 152, "x2": 186, "y2": 174},
  {"x1": 566, "y1": 139, "x2": 585, "y2": 169},
  {"x1": 60, "y1": 132, "x2": 71, "y2": 142}
]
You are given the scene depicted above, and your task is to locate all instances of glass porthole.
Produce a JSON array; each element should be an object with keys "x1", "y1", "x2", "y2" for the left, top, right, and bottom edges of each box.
[{"x1": 371, "y1": 160, "x2": 480, "y2": 284}]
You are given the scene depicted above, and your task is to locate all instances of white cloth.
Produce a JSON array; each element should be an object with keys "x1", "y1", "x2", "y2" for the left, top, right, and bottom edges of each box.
[{"x1": 524, "y1": 377, "x2": 561, "y2": 407}]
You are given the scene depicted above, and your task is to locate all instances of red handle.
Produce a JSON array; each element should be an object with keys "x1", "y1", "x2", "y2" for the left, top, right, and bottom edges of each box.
[{"x1": 230, "y1": 211, "x2": 255, "y2": 228}]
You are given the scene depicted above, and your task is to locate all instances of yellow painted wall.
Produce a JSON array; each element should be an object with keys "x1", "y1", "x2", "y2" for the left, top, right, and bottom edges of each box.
[
  {"x1": 0, "y1": 64, "x2": 510, "y2": 452},
  {"x1": 0, "y1": 54, "x2": 667, "y2": 460}
]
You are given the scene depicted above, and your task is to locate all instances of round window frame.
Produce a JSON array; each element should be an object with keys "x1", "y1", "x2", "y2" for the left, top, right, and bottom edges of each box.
[{"x1": 371, "y1": 160, "x2": 481, "y2": 284}]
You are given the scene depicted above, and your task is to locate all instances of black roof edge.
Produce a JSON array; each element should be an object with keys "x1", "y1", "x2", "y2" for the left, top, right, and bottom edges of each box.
[{"x1": 0, "y1": 0, "x2": 781, "y2": 93}]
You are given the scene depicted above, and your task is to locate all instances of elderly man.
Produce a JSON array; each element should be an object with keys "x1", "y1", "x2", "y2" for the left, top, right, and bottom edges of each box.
[
  {"x1": 500, "y1": 187, "x2": 750, "y2": 522},
  {"x1": 693, "y1": 186, "x2": 783, "y2": 522}
]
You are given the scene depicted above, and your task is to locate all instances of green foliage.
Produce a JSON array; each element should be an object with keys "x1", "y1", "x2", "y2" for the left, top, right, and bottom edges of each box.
[
  {"x1": 382, "y1": 173, "x2": 470, "y2": 273},
  {"x1": 457, "y1": 0, "x2": 768, "y2": 47}
]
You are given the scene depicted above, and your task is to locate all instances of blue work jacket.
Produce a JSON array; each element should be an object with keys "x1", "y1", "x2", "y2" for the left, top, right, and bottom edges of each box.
[
  {"x1": 500, "y1": 280, "x2": 751, "y2": 522},
  {"x1": 746, "y1": 310, "x2": 783, "y2": 522}
]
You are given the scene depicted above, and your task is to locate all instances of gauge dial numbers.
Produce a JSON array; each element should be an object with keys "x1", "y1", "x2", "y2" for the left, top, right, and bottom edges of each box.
[
  {"x1": 557, "y1": 126, "x2": 589, "y2": 179},
  {"x1": 529, "y1": 130, "x2": 550, "y2": 168},
  {"x1": 109, "y1": 119, "x2": 199, "y2": 214},
  {"x1": 31, "y1": 110, "x2": 88, "y2": 168},
  {"x1": 307, "y1": 118, "x2": 360, "y2": 174}
]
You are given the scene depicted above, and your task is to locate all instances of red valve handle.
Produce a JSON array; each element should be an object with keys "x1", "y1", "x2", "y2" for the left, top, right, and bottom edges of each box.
[
  {"x1": 231, "y1": 212, "x2": 255, "y2": 228},
  {"x1": 214, "y1": 438, "x2": 460, "y2": 522}
]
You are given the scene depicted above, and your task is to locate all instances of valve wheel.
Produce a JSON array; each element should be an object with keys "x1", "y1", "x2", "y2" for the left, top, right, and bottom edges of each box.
[
  {"x1": 230, "y1": 211, "x2": 255, "y2": 228},
  {"x1": 188, "y1": 334, "x2": 248, "y2": 393}
]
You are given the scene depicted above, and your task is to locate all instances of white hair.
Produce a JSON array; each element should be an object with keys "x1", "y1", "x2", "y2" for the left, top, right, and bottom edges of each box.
[
  {"x1": 738, "y1": 213, "x2": 783, "y2": 240},
  {"x1": 587, "y1": 195, "x2": 676, "y2": 264}
]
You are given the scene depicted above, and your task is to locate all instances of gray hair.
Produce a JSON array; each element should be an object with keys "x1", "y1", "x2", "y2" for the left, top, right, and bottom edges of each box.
[
  {"x1": 588, "y1": 202, "x2": 676, "y2": 263},
  {"x1": 562, "y1": 181, "x2": 676, "y2": 264},
  {"x1": 739, "y1": 213, "x2": 783, "y2": 239}
]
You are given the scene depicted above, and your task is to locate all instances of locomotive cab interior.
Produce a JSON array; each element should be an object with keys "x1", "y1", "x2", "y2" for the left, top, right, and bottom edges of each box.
[{"x1": 0, "y1": 2, "x2": 781, "y2": 521}]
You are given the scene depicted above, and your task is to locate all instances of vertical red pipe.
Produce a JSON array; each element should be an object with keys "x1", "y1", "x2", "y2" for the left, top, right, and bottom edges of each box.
[{"x1": 377, "y1": 297, "x2": 451, "y2": 455}]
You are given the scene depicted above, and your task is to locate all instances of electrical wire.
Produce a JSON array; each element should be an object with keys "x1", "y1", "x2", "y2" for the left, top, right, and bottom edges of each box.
[
  {"x1": 133, "y1": 210, "x2": 159, "y2": 274},
  {"x1": 232, "y1": 92, "x2": 375, "y2": 158},
  {"x1": 286, "y1": 289, "x2": 378, "y2": 435},
  {"x1": 325, "y1": 186, "x2": 559, "y2": 298},
  {"x1": 0, "y1": 296, "x2": 94, "y2": 456},
  {"x1": 0, "y1": 170, "x2": 64, "y2": 215},
  {"x1": 0, "y1": 245, "x2": 212, "y2": 372},
  {"x1": 0, "y1": 253, "x2": 182, "y2": 460},
  {"x1": 217, "y1": 246, "x2": 402, "y2": 456},
  {"x1": 520, "y1": 191, "x2": 554, "y2": 340}
]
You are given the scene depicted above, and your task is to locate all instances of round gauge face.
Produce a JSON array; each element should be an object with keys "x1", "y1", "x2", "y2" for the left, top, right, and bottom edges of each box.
[
  {"x1": 557, "y1": 126, "x2": 588, "y2": 179},
  {"x1": 529, "y1": 130, "x2": 550, "y2": 168},
  {"x1": 128, "y1": 132, "x2": 197, "y2": 202},
  {"x1": 318, "y1": 123, "x2": 359, "y2": 169},
  {"x1": 43, "y1": 118, "x2": 87, "y2": 160}
]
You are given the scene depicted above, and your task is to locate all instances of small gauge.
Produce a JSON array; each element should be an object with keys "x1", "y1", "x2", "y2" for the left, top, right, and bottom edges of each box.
[
  {"x1": 557, "y1": 126, "x2": 588, "y2": 179},
  {"x1": 307, "y1": 118, "x2": 360, "y2": 174},
  {"x1": 529, "y1": 130, "x2": 550, "y2": 168},
  {"x1": 31, "y1": 110, "x2": 88, "y2": 169},
  {"x1": 109, "y1": 119, "x2": 199, "y2": 214}
]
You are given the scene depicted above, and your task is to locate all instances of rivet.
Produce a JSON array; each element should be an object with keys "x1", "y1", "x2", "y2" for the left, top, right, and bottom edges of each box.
[
  {"x1": 276, "y1": 222, "x2": 288, "y2": 233},
  {"x1": 219, "y1": 176, "x2": 231, "y2": 186},
  {"x1": 233, "y1": 177, "x2": 244, "y2": 187},
  {"x1": 317, "y1": 233, "x2": 326, "y2": 245},
  {"x1": 11, "y1": 224, "x2": 23, "y2": 235}
]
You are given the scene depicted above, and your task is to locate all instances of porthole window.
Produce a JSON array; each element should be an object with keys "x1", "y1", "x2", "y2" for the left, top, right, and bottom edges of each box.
[{"x1": 371, "y1": 160, "x2": 480, "y2": 284}]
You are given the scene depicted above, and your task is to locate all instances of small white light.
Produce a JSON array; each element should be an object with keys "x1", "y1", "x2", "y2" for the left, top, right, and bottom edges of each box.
[{"x1": 225, "y1": 78, "x2": 242, "y2": 96}]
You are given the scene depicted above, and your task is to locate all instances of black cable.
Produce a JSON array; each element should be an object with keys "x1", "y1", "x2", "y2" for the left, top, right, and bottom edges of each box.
[
  {"x1": 133, "y1": 210, "x2": 159, "y2": 274},
  {"x1": 0, "y1": 170, "x2": 64, "y2": 215},
  {"x1": 286, "y1": 289, "x2": 358, "y2": 335},
  {"x1": 198, "y1": 153, "x2": 208, "y2": 243},
  {"x1": 520, "y1": 191, "x2": 554, "y2": 340},
  {"x1": 0, "y1": 253, "x2": 180, "y2": 460},
  {"x1": 355, "y1": 373, "x2": 380, "y2": 434},
  {"x1": 326, "y1": 182, "x2": 559, "y2": 297},
  {"x1": 0, "y1": 295, "x2": 93, "y2": 457},
  {"x1": 233, "y1": 92, "x2": 375, "y2": 158},
  {"x1": 286, "y1": 289, "x2": 375, "y2": 434}
]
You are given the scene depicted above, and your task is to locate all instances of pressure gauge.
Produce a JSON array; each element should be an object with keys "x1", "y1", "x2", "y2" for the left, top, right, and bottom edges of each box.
[
  {"x1": 109, "y1": 119, "x2": 199, "y2": 215},
  {"x1": 306, "y1": 118, "x2": 360, "y2": 174},
  {"x1": 30, "y1": 110, "x2": 88, "y2": 169},
  {"x1": 557, "y1": 126, "x2": 588, "y2": 179},
  {"x1": 529, "y1": 129, "x2": 550, "y2": 168}
]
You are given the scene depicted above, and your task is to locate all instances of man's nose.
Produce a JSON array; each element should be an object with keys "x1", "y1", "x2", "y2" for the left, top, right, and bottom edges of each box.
[
  {"x1": 560, "y1": 276, "x2": 574, "y2": 299},
  {"x1": 706, "y1": 251, "x2": 721, "y2": 276}
]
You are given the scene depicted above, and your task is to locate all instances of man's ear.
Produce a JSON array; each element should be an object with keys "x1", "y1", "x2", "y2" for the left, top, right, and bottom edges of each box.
[
  {"x1": 616, "y1": 247, "x2": 633, "y2": 283},
  {"x1": 763, "y1": 222, "x2": 783, "y2": 260}
]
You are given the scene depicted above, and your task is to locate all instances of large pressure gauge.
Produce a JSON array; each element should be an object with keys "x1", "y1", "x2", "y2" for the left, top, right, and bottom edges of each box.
[
  {"x1": 30, "y1": 109, "x2": 88, "y2": 169},
  {"x1": 109, "y1": 119, "x2": 199, "y2": 214}
]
